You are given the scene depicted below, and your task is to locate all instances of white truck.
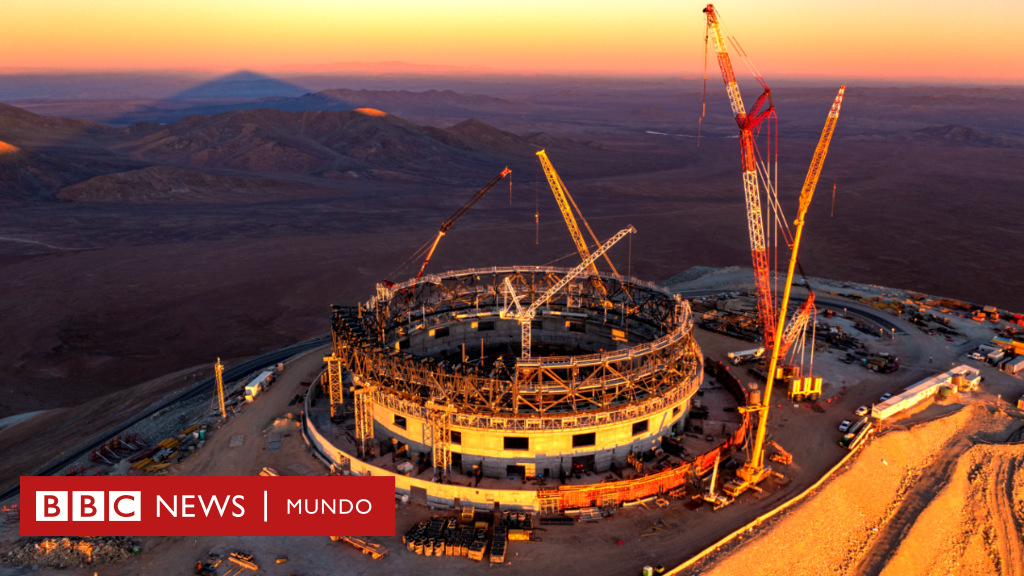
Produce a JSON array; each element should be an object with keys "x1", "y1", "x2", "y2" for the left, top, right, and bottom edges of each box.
[{"x1": 727, "y1": 347, "x2": 765, "y2": 365}]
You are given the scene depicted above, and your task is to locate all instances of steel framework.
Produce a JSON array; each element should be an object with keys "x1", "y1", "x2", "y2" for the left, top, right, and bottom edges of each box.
[
  {"x1": 324, "y1": 353, "x2": 344, "y2": 419},
  {"x1": 214, "y1": 358, "x2": 226, "y2": 418},
  {"x1": 330, "y1": 267, "x2": 702, "y2": 430},
  {"x1": 426, "y1": 401, "x2": 454, "y2": 482},
  {"x1": 353, "y1": 384, "x2": 375, "y2": 458}
]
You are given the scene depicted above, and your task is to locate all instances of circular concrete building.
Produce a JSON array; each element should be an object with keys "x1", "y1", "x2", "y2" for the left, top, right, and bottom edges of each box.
[{"x1": 328, "y1": 266, "x2": 703, "y2": 480}]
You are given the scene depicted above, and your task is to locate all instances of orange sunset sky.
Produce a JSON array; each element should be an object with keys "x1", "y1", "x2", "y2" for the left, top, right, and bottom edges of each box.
[{"x1": 2, "y1": 0, "x2": 1022, "y2": 82}]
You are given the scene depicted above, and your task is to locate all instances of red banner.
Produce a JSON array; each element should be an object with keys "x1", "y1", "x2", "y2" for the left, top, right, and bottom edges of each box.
[{"x1": 21, "y1": 476, "x2": 395, "y2": 537}]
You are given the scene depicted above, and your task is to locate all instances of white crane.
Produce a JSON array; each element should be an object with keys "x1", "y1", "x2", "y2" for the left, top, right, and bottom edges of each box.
[{"x1": 500, "y1": 226, "x2": 636, "y2": 358}]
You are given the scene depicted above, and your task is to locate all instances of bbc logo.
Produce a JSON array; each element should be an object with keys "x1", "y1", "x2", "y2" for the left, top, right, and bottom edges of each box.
[{"x1": 36, "y1": 491, "x2": 141, "y2": 522}]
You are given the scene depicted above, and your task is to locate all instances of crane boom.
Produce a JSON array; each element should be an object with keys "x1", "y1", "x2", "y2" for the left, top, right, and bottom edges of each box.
[
  {"x1": 704, "y1": 4, "x2": 777, "y2": 349},
  {"x1": 415, "y1": 167, "x2": 512, "y2": 279},
  {"x1": 536, "y1": 150, "x2": 620, "y2": 276},
  {"x1": 778, "y1": 293, "x2": 815, "y2": 357},
  {"x1": 744, "y1": 86, "x2": 845, "y2": 484},
  {"x1": 501, "y1": 225, "x2": 636, "y2": 358}
]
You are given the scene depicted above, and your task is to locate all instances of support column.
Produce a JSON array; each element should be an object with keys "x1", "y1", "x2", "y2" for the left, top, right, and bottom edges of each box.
[
  {"x1": 214, "y1": 358, "x2": 226, "y2": 419},
  {"x1": 426, "y1": 401, "x2": 453, "y2": 483},
  {"x1": 324, "y1": 354, "x2": 344, "y2": 420},
  {"x1": 353, "y1": 384, "x2": 375, "y2": 459}
]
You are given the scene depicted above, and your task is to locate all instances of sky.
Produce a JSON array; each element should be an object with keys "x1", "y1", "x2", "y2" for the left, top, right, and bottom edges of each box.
[{"x1": 2, "y1": 0, "x2": 1022, "y2": 83}]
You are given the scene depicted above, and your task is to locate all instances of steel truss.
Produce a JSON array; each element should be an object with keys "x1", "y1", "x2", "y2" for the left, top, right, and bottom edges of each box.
[
  {"x1": 324, "y1": 354, "x2": 344, "y2": 419},
  {"x1": 329, "y1": 268, "x2": 703, "y2": 428}
]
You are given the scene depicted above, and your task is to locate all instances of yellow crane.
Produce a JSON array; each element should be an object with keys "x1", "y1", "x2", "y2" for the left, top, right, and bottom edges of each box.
[
  {"x1": 536, "y1": 150, "x2": 620, "y2": 277},
  {"x1": 724, "y1": 86, "x2": 846, "y2": 497},
  {"x1": 214, "y1": 358, "x2": 226, "y2": 418}
]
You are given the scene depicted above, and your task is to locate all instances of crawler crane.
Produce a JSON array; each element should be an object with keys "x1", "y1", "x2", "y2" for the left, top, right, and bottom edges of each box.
[{"x1": 724, "y1": 86, "x2": 846, "y2": 497}]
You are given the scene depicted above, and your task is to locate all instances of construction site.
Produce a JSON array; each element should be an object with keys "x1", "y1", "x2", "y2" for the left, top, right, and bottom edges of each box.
[{"x1": 1, "y1": 4, "x2": 1023, "y2": 576}]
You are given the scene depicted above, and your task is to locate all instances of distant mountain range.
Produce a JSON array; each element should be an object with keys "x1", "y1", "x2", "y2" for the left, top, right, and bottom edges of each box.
[{"x1": 0, "y1": 102, "x2": 601, "y2": 203}]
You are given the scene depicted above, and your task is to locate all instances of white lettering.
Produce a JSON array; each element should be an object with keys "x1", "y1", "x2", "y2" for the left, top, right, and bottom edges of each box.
[
  {"x1": 231, "y1": 495, "x2": 245, "y2": 517},
  {"x1": 181, "y1": 495, "x2": 195, "y2": 517},
  {"x1": 304, "y1": 499, "x2": 318, "y2": 514},
  {"x1": 287, "y1": 499, "x2": 302, "y2": 514},
  {"x1": 339, "y1": 499, "x2": 353, "y2": 514},
  {"x1": 156, "y1": 495, "x2": 176, "y2": 518},
  {"x1": 200, "y1": 495, "x2": 231, "y2": 517},
  {"x1": 321, "y1": 499, "x2": 335, "y2": 514},
  {"x1": 356, "y1": 499, "x2": 372, "y2": 514}
]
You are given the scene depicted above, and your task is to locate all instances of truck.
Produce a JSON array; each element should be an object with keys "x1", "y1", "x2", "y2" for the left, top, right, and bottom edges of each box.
[
  {"x1": 840, "y1": 423, "x2": 874, "y2": 450},
  {"x1": 727, "y1": 347, "x2": 765, "y2": 365},
  {"x1": 244, "y1": 370, "x2": 274, "y2": 402}
]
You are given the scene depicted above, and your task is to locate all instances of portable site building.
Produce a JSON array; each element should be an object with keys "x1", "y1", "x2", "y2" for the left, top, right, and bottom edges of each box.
[
  {"x1": 871, "y1": 365, "x2": 981, "y2": 421},
  {"x1": 245, "y1": 370, "x2": 274, "y2": 402},
  {"x1": 1002, "y1": 356, "x2": 1024, "y2": 375}
]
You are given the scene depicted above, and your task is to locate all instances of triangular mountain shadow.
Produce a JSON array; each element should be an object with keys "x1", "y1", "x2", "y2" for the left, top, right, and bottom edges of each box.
[{"x1": 169, "y1": 70, "x2": 310, "y2": 100}]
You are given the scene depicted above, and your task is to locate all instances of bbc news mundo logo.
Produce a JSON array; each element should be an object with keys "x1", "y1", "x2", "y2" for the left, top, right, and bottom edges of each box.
[{"x1": 36, "y1": 491, "x2": 141, "y2": 522}]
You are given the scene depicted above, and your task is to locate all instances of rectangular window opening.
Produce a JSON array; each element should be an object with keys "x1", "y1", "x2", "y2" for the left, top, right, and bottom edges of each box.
[
  {"x1": 632, "y1": 420, "x2": 649, "y2": 436},
  {"x1": 504, "y1": 436, "x2": 529, "y2": 451},
  {"x1": 451, "y1": 431, "x2": 462, "y2": 445},
  {"x1": 394, "y1": 415, "x2": 407, "y2": 429},
  {"x1": 572, "y1": 432, "x2": 596, "y2": 448}
]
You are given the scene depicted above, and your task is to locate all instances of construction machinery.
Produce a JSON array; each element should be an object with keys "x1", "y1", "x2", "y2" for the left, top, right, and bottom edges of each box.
[
  {"x1": 412, "y1": 167, "x2": 511, "y2": 280},
  {"x1": 214, "y1": 358, "x2": 226, "y2": 418},
  {"x1": 703, "y1": 3, "x2": 778, "y2": 349},
  {"x1": 766, "y1": 441, "x2": 792, "y2": 466},
  {"x1": 500, "y1": 225, "x2": 636, "y2": 357},
  {"x1": 703, "y1": 2, "x2": 847, "y2": 496},
  {"x1": 536, "y1": 150, "x2": 620, "y2": 276},
  {"x1": 727, "y1": 347, "x2": 765, "y2": 365},
  {"x1": 701, "y1": 452, "x2": 734, "y2": 510},
  {"x1": 726, "y1": 86, "x2": 845, "y2": 497}
]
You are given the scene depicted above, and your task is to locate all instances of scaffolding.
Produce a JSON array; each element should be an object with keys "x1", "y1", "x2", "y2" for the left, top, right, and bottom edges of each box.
[
  {"x1": 324, "y1": 353, "x2": 344, "y2": 419},
  {"x1": 353, "y1": 384, "x2": 375, "y2": 459},
  {"x1": 426, "y1": 402, "x2": 454, "y2": 483}
]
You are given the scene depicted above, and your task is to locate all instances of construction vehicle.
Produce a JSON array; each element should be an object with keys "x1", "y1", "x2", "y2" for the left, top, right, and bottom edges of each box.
[
  {"x1": 500, "y1": 226, "x2": 635, "y2": 358},
  {"x1": 727, "y1": 347, "x2": 765, "y2": 365},
  {"x1": 766, "y1": 441, "x2": 792, "y2": 466},
  {"x1": 704, "y1": 1, "x2": 846, "y2": 498},
  {"x1": 330, "y1": 536, "x2": 389, "y2": 559},
  {"x1": 701, "y1": 453, "x2": 734, "y2": 510},
  {"x1": 411, "y1": 167, "x2": 511, "y2": 279},
  {"x1": 840, "y1": 423, "x2": 874, "y2": 450}
]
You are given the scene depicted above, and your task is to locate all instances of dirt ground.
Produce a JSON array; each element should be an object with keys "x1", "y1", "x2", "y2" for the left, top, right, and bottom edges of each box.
[
  {"x1": 7, "y1": 271, "x2": 1023, "y2": 576},
  {"x1": 687, "y1": 404, "x2": 1024, "y2": 576}
]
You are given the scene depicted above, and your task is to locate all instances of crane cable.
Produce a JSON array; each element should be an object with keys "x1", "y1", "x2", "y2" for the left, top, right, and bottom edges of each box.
[{"x1": 699, "y1": 17, "x2": 710, "y2": 147}]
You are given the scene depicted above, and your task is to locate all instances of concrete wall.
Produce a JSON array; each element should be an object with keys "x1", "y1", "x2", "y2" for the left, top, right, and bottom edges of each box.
[
  {"x1": 303, "y1": 388, "x2": 540, "y2": 510},
  {"x1": 372, "y1": 400, "x2": 689, "y2": 477}
]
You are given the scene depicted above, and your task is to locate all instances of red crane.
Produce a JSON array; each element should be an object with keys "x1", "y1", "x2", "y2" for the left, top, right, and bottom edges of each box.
[
  {"x1": 703, "y1": 4, "x2": 778, "y2": 347},
  {"x1": 413, "y1": 167, "x2": 511, "y2": 279}
]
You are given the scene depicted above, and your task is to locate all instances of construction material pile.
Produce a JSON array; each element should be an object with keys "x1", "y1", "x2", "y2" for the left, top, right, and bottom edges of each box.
[
  {"x1": 2, "y1": 537, "x2": 135, "y2": 568},
  {"x1": 692, "y1": 404, "x2": 1022, "y2": 576}
]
